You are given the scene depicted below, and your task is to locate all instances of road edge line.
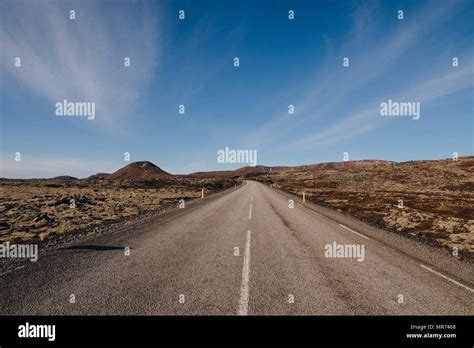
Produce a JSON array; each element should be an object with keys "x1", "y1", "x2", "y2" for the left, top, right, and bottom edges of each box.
[
  {"x1": 338, "y1": 223, "x2": 371, "y2": 240},
  {"x1": 419, "y1": 264, "x2": 474, "y2": 293}
]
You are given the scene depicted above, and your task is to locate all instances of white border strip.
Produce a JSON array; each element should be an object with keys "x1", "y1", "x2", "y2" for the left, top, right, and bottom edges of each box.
[
  {"x1": 238, "y1": 230, "x2": 252, "y2": 315},
  {"x1": 420, "y1": 264, "x2": 474, "y2": 293},
  {"x1": 338, "y1": 224, "x2": 371, "y2": 240}
]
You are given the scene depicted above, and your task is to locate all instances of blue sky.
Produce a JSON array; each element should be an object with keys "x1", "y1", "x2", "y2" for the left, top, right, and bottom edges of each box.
[{"x1": 1, "y1": 0, "x2": 473, "y2": 178}]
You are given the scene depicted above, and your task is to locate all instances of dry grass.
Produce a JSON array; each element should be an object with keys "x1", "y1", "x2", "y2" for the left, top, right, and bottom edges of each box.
[
  {"x1": 0, "y1": 177, "x2": 238, "y2": 243},
  {"x1": 254, "y1": 157, "x2": 474, "y2": 253}
]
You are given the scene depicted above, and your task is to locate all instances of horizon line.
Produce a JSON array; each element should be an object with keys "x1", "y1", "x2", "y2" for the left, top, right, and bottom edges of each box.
[{"x1": 1, "y1": 155, "x2": 472, "y2": 180}]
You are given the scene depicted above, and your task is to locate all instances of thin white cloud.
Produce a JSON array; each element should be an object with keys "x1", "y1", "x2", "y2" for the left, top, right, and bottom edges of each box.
[
  {"x1": 403, "y1": 65, "x2": 474, "y2": 103},
  {"x1": 0, "y1": 0, "x2": 159, "y2": 128},
  {"x1": 242, "y1": 0, "x2": 468, "y2": 149},
  {"x1": 287, "y1": 64, "x2": 474, "y2": 149}
]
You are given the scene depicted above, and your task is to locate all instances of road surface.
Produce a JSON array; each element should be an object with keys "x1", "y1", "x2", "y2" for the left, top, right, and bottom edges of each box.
[{"x1": 0, "y1": 181, "x2": 473, "y2": 315}]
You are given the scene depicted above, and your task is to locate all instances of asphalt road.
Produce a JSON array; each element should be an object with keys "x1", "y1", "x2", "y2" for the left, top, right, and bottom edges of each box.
[{"x1": 0, "y1": 181, "x2": 473, "y2": 315}]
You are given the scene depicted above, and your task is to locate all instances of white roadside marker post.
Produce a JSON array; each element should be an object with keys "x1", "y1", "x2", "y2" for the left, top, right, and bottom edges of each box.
[
  {"x1": 201, "y1": 188, "x2": 204, "y2": 199},
  {"x1": 303, "y1": 192, "x2": 306, "y2": 202}
]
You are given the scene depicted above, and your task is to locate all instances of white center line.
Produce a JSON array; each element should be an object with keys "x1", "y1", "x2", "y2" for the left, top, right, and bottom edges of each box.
[
  {"x1": 248, "y1": 202, "x2": 253, "y2": 220},
  {"x1": 419, "y1": 264, "x2": 474, "y2": 293},
  {"x1": 238, "y1": 230, "x2": 251, "y2": 315},
  {"x1": 338, "y1": 224, "x2": 371, "y2": 240}
]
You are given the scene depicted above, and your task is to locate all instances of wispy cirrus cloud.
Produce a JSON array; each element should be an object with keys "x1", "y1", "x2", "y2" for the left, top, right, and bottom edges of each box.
[
  {"x1": 242, "y1": 0, "x2": 472, "y2": 151},
  {"x1": 0, "y1": 0, "x2": 159, "y2": 128},
  {"x1": 287, "y1": 63, "x2": 474, "y2": 150}
]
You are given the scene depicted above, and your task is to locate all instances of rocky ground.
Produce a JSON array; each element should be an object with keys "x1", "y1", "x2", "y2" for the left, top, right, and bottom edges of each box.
[
  {"x1": 2, "y1": 157, "x2": 472, "y2": 254},
  {"x1": 253, "y1": 157, "x2": 474, "y2": 254},
  {"x1": 0, "y1": 177, "x2": 239, "y2": 244}
]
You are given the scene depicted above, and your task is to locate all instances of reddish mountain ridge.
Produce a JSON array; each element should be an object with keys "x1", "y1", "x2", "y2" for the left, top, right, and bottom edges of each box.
[
  {"x1": 190, "y1": 160, "x2": 394, "y2": 177},
  {"x1": 291, "y1": 159, "x2": 395, "y2": 171},
  {"x1": 106, "y1": 161, "x2": 171, "y2": 180},
  {"x1": 72, "y1": 159, "x2": 393, "y2": 181}
]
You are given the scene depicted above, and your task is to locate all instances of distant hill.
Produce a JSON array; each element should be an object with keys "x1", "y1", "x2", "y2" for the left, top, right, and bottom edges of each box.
[
  {"x1": 85, "y1": 173, "x2": 111, "y2": 180},
  {"x1": 189, "y1": 160, "x2": 394, "y2": 178},
  {"x1": 291, "y1": 159, "x2": 395, "y2": 171},
  {"x1": 76, "y1": 159, "x2": 394, "y2": 181},
  {"x1": 50, "y1": 176, "x2": 78, "y2": 181},
  {"x1": 106, "y1": 161, "x2": 171, "y2": 180},
  {"x1": 188, "y1": 170, "x2": 236, "y2": 178}
]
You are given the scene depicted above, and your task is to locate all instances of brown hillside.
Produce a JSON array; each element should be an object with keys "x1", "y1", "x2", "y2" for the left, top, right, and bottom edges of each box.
[
  {"x1": 85, "y1": 173, "x2": 110, "y2": 180},
  {"x1": 107, "y1": 161, "x2": 171, "y2": 181},
  {"x1": 189, "y1": 160, "x2": 394, "y2": 178}
]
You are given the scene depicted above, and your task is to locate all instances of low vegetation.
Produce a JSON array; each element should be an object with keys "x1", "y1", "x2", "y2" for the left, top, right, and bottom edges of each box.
[
  {"x1": 0, "y1": 177, "x2": 238, "y2": 243},
  {"x1": 253, "y1": 157, "x2": 474, "y2": 253}
]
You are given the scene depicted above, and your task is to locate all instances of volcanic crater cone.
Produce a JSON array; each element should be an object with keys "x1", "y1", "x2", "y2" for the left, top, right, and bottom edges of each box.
[{"x1": 106, "y1": 161, "x2": 171, "y2": 180}]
